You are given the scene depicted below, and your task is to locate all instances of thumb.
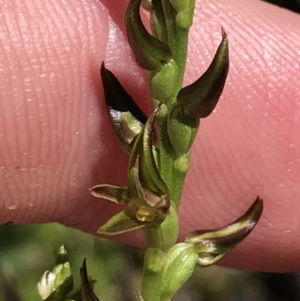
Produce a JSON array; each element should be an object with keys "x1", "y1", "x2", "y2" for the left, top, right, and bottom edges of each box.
[{"x1": 0, "y1": 0, "x2": 137, "y2": 226}]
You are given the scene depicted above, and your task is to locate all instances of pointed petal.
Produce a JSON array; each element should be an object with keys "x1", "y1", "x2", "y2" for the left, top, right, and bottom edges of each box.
[
  {"x1": 129, "y1": 154, "x2": 167, "y2": 210},
  {"x1": 55, "y1": 245, "x2": 69, "y2": 265},
  {"x1": 185, "y1": 197, "x2": 263, "y2": 266},
  {"x1": 141, "y1": 188, "x2": 166, "y2": 207},
  {"x1": 177, "y1": 29, "x2": 229, "y2": 118},
  {"x1": 80, "y1": 259, "x2": 100, "y2": 301},
  {"x1": 125, "y1": 0, "x2": 172, "y2": 70},
  {"x1": 142, "y1": 103, "x2": 170, "y2": 195},
  {"x1": 90, "y1": 184, "x2": 128, "y2": 204},
  {"x1": 149, "y1": 0, "x2": 168, "y2": 43},
  {"x1": 127, "y1": 105, "x2": 164, "y2": 195},
  {"x1": 101, "y1": 62, "x2": 147, "y2": 153},
  {"x1": 98, "y1": 210, "x2": 148, "y2": 235},
  {"x1": 128, "y1": 155, "x2": 144, "y2": 199}
]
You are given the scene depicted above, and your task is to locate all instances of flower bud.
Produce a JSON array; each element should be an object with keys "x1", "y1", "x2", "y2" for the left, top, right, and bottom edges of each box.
[
  {"x1": 167, "y1": 105, "x2": 199, "y2": 157},
  {"x1": 160, "y1": 243, "x2": 198, "y2": 301},
  {"x1": 37, "y1": 245, "x2": 73, "y2": 300},
  {"x1": 169, "y1": 0, "x2": 196, "y2": 28},
  {"x1": 177, "y1": 29, "x2": 229, "y2": 118},
  {"x1": 125, "y1": 0, "x2": 172, "y2": 70}
]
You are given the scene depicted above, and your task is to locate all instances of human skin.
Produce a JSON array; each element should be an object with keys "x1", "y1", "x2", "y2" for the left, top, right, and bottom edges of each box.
[{"x1": 0, "y1": 0, "x2": 299, "y2": 272}]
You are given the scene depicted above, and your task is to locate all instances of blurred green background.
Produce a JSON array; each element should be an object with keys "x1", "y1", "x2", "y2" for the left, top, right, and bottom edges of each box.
[
  {"x1": 1, "y1": 223, "x2": 300, "y2": 301},
  {"x1": 1, "y1": 1, "x2": 300, "y2": 300}
]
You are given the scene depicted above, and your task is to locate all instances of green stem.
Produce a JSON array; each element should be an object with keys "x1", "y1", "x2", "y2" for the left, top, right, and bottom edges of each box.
[
  {"x1": 141, "y1": 247, "x2": 167, "y2": 301},
  {"x1": 151, "y1": 0, "x2": 168, "y2": 44},
  {"x1": 173, "y1": 26, "x2": 189, "y2": 90},
  {"x1": 157, "y1": 105, "x2": 174, "y2": 191},
  {"x1": 161, "y1": 0, "x2": 176, "y2": 50},
  {"x1": 150, "y1": 2, "x2": 191, "y2": 203},
  {"x1": 161, "y1": 0, "x2": 189, "y2": 91},
  {"x1": 144, "y1": 205, "x2": 179, "y2": 250},
  {"x1": 141, "y1": 207, "x2": 179, "y2": 300},
  {"x1": 170, "y1": 153, "x2": 190, "y2": 206},
  {"x1": 140, "y1": 1, "x2": 195, "y2": 299}
]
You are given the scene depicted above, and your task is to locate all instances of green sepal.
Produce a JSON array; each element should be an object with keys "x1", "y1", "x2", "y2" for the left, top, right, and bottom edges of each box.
[
  {"x1": 90, "y1": 184, "x2": 127, "y2": 204},
  {"x1": 169, "y1": 0, "x2": 196, "y2": 28},
  {"x1": 128, "y1": 103, "x2": 170, "y2": 197},
  {"x1": 101, "y1": 62, "x2": 147, "y2": 153},
  {"x1": 125, "y1": 0, "x2": 172, "y2": 70},
  {"x1": 142, "y1": 103, "x2": 170, "y2": 195},
  {"x1": 185, "y1": 197, "x2": 263, "y2": 267},
  {"x1": 128, "y1": 156, "x2": 144, "y2": 199},
  {"x1": 97, "y1": 210, "x2": 149, "y2": 235},
  {"x1": 149, "y1": 0, "x2": 168, "y2": 43},
  {"x1": 91, "y1": 105, "x2": 171, "y2": 231},
  {"x1": 167, "y1": 105, "x2": 199, "y2": 157},
  {"x1": 38, "y1": 245, "x2": 74, "y2": 301},
  {"x1": 160, "y1": 243, "x2": 198, "y2": 301},
  {"x1": 141, "y1": 0, "x2": 152, "y2": 11},
  {"x1": 177, "y1": 29, "x2": 229, "y2": 118},
  {"x1": 128, "y1": 156, "x2": 169, "y2": 213},
  {"x1": 80, "y1": 259, "x2": 100, "y2": 301}
]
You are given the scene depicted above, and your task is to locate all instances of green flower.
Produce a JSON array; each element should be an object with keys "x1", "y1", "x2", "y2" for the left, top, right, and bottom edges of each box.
[{"x1": 91, "y1": 70, "x2": 171, "y2": 235}]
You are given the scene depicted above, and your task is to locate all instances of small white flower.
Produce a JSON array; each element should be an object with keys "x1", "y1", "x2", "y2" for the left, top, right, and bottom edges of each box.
[{"x1": 37, "y1": 270, "x2": 55, "y2": 300}]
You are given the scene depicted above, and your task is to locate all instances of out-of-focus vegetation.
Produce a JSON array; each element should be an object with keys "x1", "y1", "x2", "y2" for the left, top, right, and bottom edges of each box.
[
  {"x1": 1, "y1": 223, "x2": 300, "y2": 301},
  {"x1": 0, "y1": 223, "x2": 143, "y2": 301},
  {"x1": 1, "y1": 0, "x2": 300, "y2": 300}
]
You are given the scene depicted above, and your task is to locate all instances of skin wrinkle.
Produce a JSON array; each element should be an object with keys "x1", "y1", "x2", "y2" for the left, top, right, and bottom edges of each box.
[
  {"x1": 0, "y1": 0, "x2": 111, "y2": 222},
  {"x1": 57, "y1": 1, "x2": 111, "y2": 223},
  {"x1": 2, "y1": 8, "x2": 31, "y2": 207},
  {"x1": 0, "y1": 0, "x2": 300, "y2": 271},
  {"x1": 4, "y1": 24, "x2": 23, "y2": 169}
]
